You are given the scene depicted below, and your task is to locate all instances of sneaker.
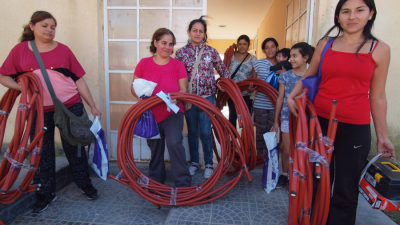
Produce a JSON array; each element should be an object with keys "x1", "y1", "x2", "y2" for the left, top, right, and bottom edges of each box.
[
  {"x1": 189, "y1": 162, "x2": 199, "y2": 176},
  {"x1": 32, "y1": 193, "x2": 57, "y2": 213},
  {"x1": 204, "y1": 164, "x2": 214, "y2": 179},
  {"x1": 276, "y1": 175, "x2": 288, "y2": 189},
  {"x1": 81, "y1": 184, "x2": 99, "y2": 200}
]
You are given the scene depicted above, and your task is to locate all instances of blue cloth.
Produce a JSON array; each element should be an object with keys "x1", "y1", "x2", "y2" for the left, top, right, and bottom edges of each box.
[
  {"x1": 264, "y1": 70, "x2": 279, "y2": 90},
  {"x1": 185, "y1": 95, "x2": 215, "y2": 165},
  {"x1": 92, "y1": 128, "x2": 108, "y2": 176},
  {"x1": 134, "y1": 96, "x2": 160, "y2": 139},
  {"x1": 89, "y1": 116, "x2": 109, "y2": 180}
]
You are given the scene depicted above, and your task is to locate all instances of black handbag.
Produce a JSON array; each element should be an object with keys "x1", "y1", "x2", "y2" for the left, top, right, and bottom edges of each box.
[{"x1": 31, "y1": 40, "x2": 95, "y2": 156}]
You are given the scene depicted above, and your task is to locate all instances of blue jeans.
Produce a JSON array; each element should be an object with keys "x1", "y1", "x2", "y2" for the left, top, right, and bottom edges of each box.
[{"x1": 185, "y1": 95, "x2": 215, "y2": 165}]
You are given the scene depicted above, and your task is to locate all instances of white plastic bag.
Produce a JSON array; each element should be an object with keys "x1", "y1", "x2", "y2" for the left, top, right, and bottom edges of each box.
[
  {"x1": 132, "y1": 78, "x2": 161, "y2": 139},
  {"x1": 88, "y1": 116, "x2": 109, "y2": 180},
  {"x1": 132, "y1": 78, "x2": 157, "y2": 99},
  {"x1": 262, "y1": 131, "x2": 280, "y2": 193}
]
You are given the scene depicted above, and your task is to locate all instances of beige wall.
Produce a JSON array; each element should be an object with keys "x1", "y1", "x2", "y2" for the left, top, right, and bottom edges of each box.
[
  {"x1": 208, "y1": 39, "x2": 254, "y2": 54},
  {"x1": 256, "y1": 0, "x2": 290, "y2": 59},
  {"x1": 0, "y1": 0, "x2": 105, "y2": 144},
  {"x1": 208, "y1": 39, "x2": 237, "y2": 53},
  {"x1": 315, "y1": 0, "x2": 400, "y2": 148}
]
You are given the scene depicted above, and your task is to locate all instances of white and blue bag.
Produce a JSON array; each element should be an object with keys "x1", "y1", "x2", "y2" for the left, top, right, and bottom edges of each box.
[
  {"x1": 88, "y1": 116, "x2": 109, "y2": 180},
  {"x1": 262, "y1": 131, "x2": 280, "y2": 193},
  {"x1": 132, "y1": 78, "x2": 160, "y2": 139}
]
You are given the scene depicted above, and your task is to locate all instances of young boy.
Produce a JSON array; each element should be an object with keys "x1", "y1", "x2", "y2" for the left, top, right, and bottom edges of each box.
[
  {"x1": 271, "y1": 48, "x2": 292, "y2": 72},
  {"x1": 266, "y1": 48, "x2": 292, "y2": 91}
]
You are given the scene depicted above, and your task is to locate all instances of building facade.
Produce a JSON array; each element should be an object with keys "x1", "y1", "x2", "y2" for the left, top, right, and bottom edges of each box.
[{"x1": 0, "y1": 0, "x2": 398, "y2": 160}]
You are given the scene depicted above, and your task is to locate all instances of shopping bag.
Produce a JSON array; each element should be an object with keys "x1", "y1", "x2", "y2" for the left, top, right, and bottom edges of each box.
[
  {"x1": 302, "y1": 37, "x2": 335, "y2": 102},
  {"x1": 265, "y1": 70, "x2": 279, "y2": 90},
  {"x1": 262, "y1": 131, "x2": 280, "y2": 193},
  {"x1": 132, "y1": 78, "x2": 160, "y2": 139},
  {"x1": 88, "y1": 116, "x2": 109, "y2": 180},
  {"x1": 133, "y1": 106, "x2": 160, "y2": 139}
]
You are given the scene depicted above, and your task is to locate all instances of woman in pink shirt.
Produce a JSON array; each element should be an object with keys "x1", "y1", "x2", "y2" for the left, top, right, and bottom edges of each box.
[
  {"x1": 131, "y1": 28, "x2": 191, "y2": 187},
  {"x1": 0, "y1": 11, "x2": 100, "y2": 213}
]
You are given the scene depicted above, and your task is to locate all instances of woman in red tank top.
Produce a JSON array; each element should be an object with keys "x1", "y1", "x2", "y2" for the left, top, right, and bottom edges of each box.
[{"x1": 287, "y1": 0, "x2": 394, "y2": 224}]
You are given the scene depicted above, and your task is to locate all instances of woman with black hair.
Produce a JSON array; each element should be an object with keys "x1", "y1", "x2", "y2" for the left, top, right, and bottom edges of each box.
[
  {"x1": 247, "y1": 38, "x2": 281, "y2": 177},
  {"x1": 287, "y1": 0, "x2": 394, "y2": 224},
  {"x1": 227, "y1": 35, "x2": 257, "y2": 129},
  {"x1": 131, "y1": 28, "x2": 191, "y2": 188},
  {"x1": 175, "y1": 16, "x2": 229, "y2": 179},
  {"x1": 0, "y1": 11, "x2": 100, "y2": 213}
]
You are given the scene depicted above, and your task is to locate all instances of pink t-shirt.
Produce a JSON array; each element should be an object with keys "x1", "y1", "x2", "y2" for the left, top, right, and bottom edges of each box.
[
  {"x1": 134, "y1": 57, "x2": 187, "y2": 123},
  {"x1": 0, "y1": 41, "x2": 85, "y2": 112}
]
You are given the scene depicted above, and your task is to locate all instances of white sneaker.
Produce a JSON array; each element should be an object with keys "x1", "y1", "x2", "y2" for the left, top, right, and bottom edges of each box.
[
  {"x1": 189, "y1": 162, "x2": 199, "y2": 176},
  {"x1": 204, "y1": 164, "x2": 214, "y2": 178}
]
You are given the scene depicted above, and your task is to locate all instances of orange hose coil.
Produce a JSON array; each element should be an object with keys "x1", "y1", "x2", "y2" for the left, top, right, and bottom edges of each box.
[
  {"x1": 110, "y1": 92, "x2": 252, "y2": 207},
  {"x1": 216, "y1": 78, "x2": 279, "y2": 170},
  {"x1": 223, "y1": 43, "x2": 236, "y2": 70},
  {"x1": 0, "y1": 72, "x2": 46, "y2": 204},
  {"x1": 288, "y1": 89, "x2": 338, "y2": 225}
]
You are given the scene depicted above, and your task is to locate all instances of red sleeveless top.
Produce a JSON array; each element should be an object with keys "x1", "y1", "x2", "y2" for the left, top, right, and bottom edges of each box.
[{"x1": 314, "y1": 41, "x2": 379, "y2": 125}]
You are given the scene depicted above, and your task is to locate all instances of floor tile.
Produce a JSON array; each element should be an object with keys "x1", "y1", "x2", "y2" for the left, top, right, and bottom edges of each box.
[
  {"x1": 210, "y1": 201, "x2": 251, "y2": 225},
  {"x1": 166, "y1": 204, "x2": 212, "y2": 224}
]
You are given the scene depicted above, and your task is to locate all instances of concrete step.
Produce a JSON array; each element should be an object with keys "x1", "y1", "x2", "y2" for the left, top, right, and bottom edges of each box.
[{"x1": 0, "y1": 157, "x2": 74, "y2": 224}]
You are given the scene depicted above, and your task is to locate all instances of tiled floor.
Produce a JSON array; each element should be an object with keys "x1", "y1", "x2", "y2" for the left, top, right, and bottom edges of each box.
[
  {"x1": 10, "y1": 165, "x2": 396, "y2": 225},
  {"x1": 165, "y1": 172, "x2": 289, "y2": 225}
]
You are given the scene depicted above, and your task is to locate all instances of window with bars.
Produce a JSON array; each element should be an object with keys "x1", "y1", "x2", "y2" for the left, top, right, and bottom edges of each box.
[
  {"x1": 105, "y1": 0, "x2": 206, "y2": 131},
  {"x1": 285, "y1": 0, "x2": 308, "y2": 48},
  {"x1": 104, "y1": 0, "x2": 207, "y2": 160}
]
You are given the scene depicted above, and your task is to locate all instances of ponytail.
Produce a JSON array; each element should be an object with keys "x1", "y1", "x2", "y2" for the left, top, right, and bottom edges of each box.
[{"x1": 19, "y1": 24, "x2": 35, "y2": 42}]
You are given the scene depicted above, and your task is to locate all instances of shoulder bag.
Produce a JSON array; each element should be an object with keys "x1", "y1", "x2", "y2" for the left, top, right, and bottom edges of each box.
[
  {"x1": 302, "y1": 37, "x2": 335, "y2": 102},
  {"x1": 31, "y1": 40, "x2": 95, "y2": 156}
]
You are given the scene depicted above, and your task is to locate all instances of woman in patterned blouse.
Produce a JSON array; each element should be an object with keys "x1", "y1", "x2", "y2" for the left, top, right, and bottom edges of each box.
[
  {"x1": 227, "y1": 35, "x2": 257, "y2": 128},
  {"x1": 175, "y1": 16, "x2": 229, "y2": 179}
]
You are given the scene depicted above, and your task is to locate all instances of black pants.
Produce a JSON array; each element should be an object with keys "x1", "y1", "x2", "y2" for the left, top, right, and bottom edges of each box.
[
  {"x1": 30, "y1": 103, "x2": 92, "y2": 196},
  {"x1": 147, "y1": 112, "x2": 191, "y2": 187},
  {"x1": 318, "y1": 117, "x2": 371, "y2": 225},
  {"x1": 227, "y1": 95, "x2": 253, "y2": 129}
]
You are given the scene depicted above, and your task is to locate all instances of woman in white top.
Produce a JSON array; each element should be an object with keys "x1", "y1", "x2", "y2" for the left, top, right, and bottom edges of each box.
[{"x1": 227, "y1": 35, "x2": 257, "y2": 128}]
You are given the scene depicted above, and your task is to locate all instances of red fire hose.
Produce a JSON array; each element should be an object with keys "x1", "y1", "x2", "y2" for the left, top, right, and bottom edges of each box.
[
  {"x1": 110, "y1": 92, "x2": 252, "y2": 208},
  {"x1": 288, "y1": 89, "x2": 338, "y2": 225},
  {"x1": 223, "y1": 43, "x2": 236, "y2": 70},
  {"x1": 216, "y1": 78, "x2": 279, "y2": 170},
  {"x1": 214, "y1": 78, "x2": 255, "y2": 174},
  {"x1": 0, "y1": 72, "x2": 46, "y2": 204}
]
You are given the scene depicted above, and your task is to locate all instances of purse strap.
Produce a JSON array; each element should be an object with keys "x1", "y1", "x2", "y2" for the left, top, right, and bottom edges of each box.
[
  {"x1": 317, "y1": 37, "x2": 335, "y2": 78},
  {"x1": 30, "y1": 40, "x2": 57, "y2": 100},
  {"x1": 188, "y1": 46, "x2": 205, "y2": 93},
  {"x1": 230, "y1": 53, "x2": 249, "y2": 79}
]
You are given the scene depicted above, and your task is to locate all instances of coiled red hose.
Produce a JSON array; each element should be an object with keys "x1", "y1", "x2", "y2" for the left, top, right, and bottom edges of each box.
[
  {"x1": 288, "y1": 89, "x2": 338, "y2": 225},
  {"x1": 216, "y1": 78, "x2": 279, "y2": 170},
  {"x1": 223, "y1": 43, "x2": 236, "y2": 70},
  {"x1": 0, "y1": 72, "x2": 46, "y2": 204},
  {"x1": 215, "y1": 78, "x2": 255, "y2": 174},
  {"x1": 110, "y1": 92, "x2": 251, "y2": 208}
]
